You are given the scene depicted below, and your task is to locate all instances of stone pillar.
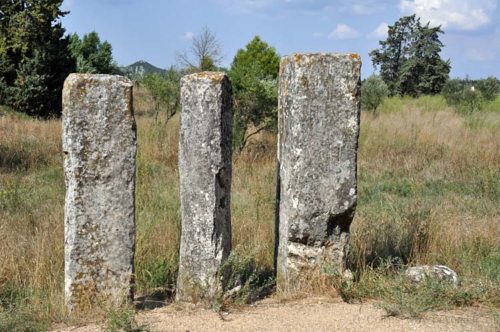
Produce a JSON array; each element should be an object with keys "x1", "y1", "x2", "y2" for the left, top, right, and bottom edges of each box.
[
  {"x1": 276, "y1": 53, "x2": 361, "y2": 291},
  {"x1": 62, "y1": 74, "x2": 136, "y2": 312},
  {"x1": 177, "y1": 72, "x2": 233, "y2": 302}
]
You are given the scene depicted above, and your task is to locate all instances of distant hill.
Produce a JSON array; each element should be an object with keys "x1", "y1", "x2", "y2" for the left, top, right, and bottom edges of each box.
[{"x1": 121, "y1": 60, "x2": 166, "y2": 80}]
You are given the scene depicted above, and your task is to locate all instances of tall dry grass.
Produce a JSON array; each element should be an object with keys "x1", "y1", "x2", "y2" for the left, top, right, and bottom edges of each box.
[
  {"x1": 353, "y1": 108, "x2": 499, "y2": 266},
  {"x1": 0, "y1": 94, "x2": 499, "y2": 328},
  {"x1": 0, "y1": 110, "x2": 65, "y2": 329}
]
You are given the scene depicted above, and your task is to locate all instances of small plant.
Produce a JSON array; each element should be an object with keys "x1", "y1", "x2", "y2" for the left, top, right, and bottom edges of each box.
[
  {"x1": 361, "y1": 75, "x2": 389, "y2": 114},
  {"x1": 377, "y1": 277, "x2": 482, "y2": 318},
  {"x1": 218, "y1": 251, "x2": 275, "y2": 305},
  {"x1": 105, "y1": 304, "x2": 147, "y2": 332},
  {"x1": 0, "y1": 287, "x2": 51, "y2": 332}
]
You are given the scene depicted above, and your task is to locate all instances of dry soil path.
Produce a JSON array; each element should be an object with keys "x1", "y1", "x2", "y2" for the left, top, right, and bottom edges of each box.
[{"x1": 53, "y1": 297, "x2": 499, "y2": 332}]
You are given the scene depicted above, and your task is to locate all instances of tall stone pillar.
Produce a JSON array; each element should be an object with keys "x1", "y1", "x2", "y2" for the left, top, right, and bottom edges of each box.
[
  {"x1": 62, "y1": 74, "x2": 137, "y2": 312},
  {"x1": 276, "y1": 53, "x2": 361, "y2": 291},
  {"x1": 177, "y1": 72, "x2": 233, "y2": 302}
]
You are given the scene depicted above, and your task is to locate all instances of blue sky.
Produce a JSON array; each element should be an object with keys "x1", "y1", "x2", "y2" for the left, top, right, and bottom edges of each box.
[{"x1": 61, "y1": 0, "x2": 499, "y2": 78}]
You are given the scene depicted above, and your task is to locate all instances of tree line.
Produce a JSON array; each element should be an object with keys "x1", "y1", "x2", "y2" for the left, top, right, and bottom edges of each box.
[
  {"x1": 1, "y1": 1, "x2": 498, "y2": 146},
  {"x1": 364, "y1": 15, "x2": 498, "y2": 113},
  {"x1": 141, "y1": 30, "x2": 279, "y2": 151},
  {"x1": 0, "y1": 0, "x2": 117, "y2": 117}
]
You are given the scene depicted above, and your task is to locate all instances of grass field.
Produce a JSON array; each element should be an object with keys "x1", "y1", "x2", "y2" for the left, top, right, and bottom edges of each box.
[{"x1": 0, "y1": 93, "x2": 499, "y2": 330}]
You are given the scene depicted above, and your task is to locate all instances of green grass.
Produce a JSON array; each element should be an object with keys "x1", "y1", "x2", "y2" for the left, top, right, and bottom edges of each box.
[
  {"x1": 483, "y1": 96, "x2": 500, "y2": 113},
  {"x1": 0, "y1": 94, "x2": 499, "y2": 329},
  {"x1": 340, "y1": 248, "x2": 500, "y2": 318}
]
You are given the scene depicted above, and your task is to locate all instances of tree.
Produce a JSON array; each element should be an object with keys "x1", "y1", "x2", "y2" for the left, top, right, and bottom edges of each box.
[
  {"x1": 141, "y1": 67, "x2": 181, "y2": 123},
  {"x1": 177, "y1": 27, "x2": 222, "y2": 72},
  {"x1": 361, "y1": 75, "x2": 389, "y2": 113},
  {"x1": 370, "y1": 15, "x2": 450, "y2": 96},
  {"x1": 0, "y1": 0, "x2": 73, "y2": 116},
  {"x1": 68, "y1": 31, "x2": 117, "y2": 74},
  {"x1": 228, "y1": 36, "x2": 280, "y2": 150}
]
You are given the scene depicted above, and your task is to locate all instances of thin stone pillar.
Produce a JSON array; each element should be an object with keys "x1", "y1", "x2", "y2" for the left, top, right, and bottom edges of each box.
[
  {"x1": 62, "y1": 74, "x2": 136, "y2": 312},
  {"x1": 177, "y1": 72, "x2": 233, "y2": 302},
  {"x1": 276, "y1": 53, "x2": 361, "y2": 291}
]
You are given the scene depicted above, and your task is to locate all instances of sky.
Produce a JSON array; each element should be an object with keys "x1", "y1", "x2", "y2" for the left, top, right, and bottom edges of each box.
[{"x1": 61, "y1": 0, "x2": 500, "y2": 79}]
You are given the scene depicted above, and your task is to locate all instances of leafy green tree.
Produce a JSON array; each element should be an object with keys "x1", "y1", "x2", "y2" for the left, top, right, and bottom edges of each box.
[
  {"x1": 0, "y1": 0, "x2": 73, "y2": 116},
  {"x1": 361, "y1": 75, "x2": 389, "y2": 113},
  {"x1": 11, "y1": 49, "x2": 50, "y2": 116},
  {"x1": 141, "y1": 67, "x2": 181, "y2": 123},
  {"x1": 370, "y1": 15, "x2": 450, "y2": 96},
  {"x1": 68, "y1": 31, "x2": 117, "y2": 74},
  {"x1": 228, "y1": 36, "x2": 280, "y2": 150}
]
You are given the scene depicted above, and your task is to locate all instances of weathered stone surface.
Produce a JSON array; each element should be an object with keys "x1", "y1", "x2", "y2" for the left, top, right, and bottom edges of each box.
[
  {"x1": 276, "y1": 53, "x2": 361, "y2": 291},
  {"x1": 405, "y1": 265, "x2": 459, "y2": 287},
  {"x1": 62, "y1": 74, "x2": 136, "y2": 312},
  {"x1": 177, "y1": 72, "x2": 233, "y2": 302}
]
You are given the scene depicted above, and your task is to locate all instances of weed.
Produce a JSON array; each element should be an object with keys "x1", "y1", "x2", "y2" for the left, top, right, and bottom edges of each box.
[
  {"x1": 105, "y1": 304, "x2": 147, "y2": 332},
  {"x1": 219, "y1": 251, "x2": 275, "y2": 305}
]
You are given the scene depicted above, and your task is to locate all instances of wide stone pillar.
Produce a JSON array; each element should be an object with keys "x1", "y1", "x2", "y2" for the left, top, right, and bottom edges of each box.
[
  {"x1": 62, "y1": 74, "x2": 136, "y2": 312},
  {"x1": 177, "y1": 72, "x2": 233, "y2": 302},
  {"x1": 276, "y1": 53, "x2": 361, "y2": 291}
]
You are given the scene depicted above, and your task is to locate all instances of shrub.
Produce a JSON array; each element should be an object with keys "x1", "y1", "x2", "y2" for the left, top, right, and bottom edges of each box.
[
  {"x1": 476, "y1": 77, "x2": 500, "y2": 101},
  {"x1": 442, "y1": 79, "x2": 485, "y2": 114},
  {"x1": 361, "y1": 75, "x2": 389, "y2": 112},
  {"x1": 441, "y1": 79, "x2": 465, "y2": 106},
  {"x1": 458, "y1": 88, "x2": 484, "y2": 114}
]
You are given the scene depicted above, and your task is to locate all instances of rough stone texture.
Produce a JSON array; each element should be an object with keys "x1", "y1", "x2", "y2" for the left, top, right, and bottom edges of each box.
[
  {"x1": 276, "y1": 53, "x2": 361, "y2": 291},
  {"x1": 177, "y1": 72, "x2": 233, "y2": 302},
  {"x1": 405, "y1": 265, "x2": 459, "y2": 287},
  {"x1": 62, "y1": 74, "x2": 136, "y2": 312}
]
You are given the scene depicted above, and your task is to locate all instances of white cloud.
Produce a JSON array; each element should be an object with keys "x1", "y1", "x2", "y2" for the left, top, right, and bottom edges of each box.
[
  {"x1": 400, "y1": 0, "x2": 497, "y2": 30},
  {"x1": 329, "y1": 24, "x2": 359, "y2": 39},
  {"x1": 342, "y1": 1, "x2": 386, "y2": 15},
  {"x1": 212, "y1": 0, "x2": 333, "y2": 15},
  {"x1": 466, "y1": 48, "x2": 497, "y2": 61},
  {"x1": 370, "y1": 22, "x2": 389, "y2": 38},
  {"x1": 212, "y1": 0, "x2": 284, "y2": 13},
  {"x1": 62, "y1": 0, "x2": 76, "y2": 10},
  {"x1": 183, "y1": 31, "x2": 194, "y2": 40},
  {"x1": 351, "y1": 3, "x2": 375, "y2": 14},
  {"x1": 336, "y1": 0, "x2": 390, "y2": 15}
]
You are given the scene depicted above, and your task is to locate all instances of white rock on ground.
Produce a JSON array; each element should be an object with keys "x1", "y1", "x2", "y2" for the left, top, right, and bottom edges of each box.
[{"x1": 405, "y1": 265, "x2": 459, "y2": 287}]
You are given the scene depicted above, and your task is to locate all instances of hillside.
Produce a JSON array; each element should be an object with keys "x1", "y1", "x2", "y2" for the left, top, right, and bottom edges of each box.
[{"x1": 121, "y1": 60, "x2": 166, "y2": 80}]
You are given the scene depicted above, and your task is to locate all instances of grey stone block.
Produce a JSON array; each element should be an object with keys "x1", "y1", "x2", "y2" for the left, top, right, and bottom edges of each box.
[
  {"x1": 177, "y1": 72, "x2": 233, "y2": 302},
  {"x1": 62, "y1": 74, "x2": 136, "y2": 312},
  {"x1": 276, "y1": 53, "x2": 361, "y2": 291}
]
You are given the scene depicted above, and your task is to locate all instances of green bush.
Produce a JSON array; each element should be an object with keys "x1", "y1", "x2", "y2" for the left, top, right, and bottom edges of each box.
[
  {"x1": 476, "y1": 77, "x2": 500, "y2": 101},
  {"x1": 441, "y1": 79, "x2": 464, "y2": 105},
  {"x1": 361, "y1": 75, "x2": 389, "y2": 112},
  {"x1": 442, "y1": 79, "x2": 485, "y2": 114},
  {"x1": 458, "y1": 88, "x2": 484, "y2": 114},
  {"x1": 229, "y1": 36, "x2": 280, "y2": 151}
]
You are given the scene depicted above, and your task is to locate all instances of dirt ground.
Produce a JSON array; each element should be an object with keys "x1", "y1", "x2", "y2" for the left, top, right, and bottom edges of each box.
[{"x1": 52, "y1": 297, "x2": 499, "y2": 332}]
